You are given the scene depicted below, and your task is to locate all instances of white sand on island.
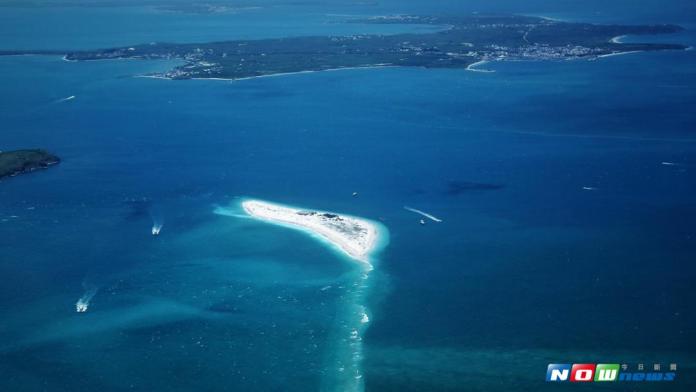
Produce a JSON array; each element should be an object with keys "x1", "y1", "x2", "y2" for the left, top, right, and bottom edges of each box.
[{"x1": 242, "y1": 199, "x2": 381, "y2": 268}]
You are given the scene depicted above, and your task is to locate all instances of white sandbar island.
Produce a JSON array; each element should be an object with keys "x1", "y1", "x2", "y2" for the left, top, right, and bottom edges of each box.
[{"x1": 241, "y1": 199, "x2": 382, "y2": 268}]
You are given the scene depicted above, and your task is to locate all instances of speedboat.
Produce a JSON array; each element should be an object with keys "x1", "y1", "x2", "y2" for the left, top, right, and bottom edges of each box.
[{"x1": 76, "y1": 301, "x2": 88, "y2": 312}]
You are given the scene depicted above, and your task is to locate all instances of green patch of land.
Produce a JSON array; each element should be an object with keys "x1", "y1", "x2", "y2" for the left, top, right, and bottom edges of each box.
[{"x1": 0, "y1": 149, "x2": 60, "y2": 180}]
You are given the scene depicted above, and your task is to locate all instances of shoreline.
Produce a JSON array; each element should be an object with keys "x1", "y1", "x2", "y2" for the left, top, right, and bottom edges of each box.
[
  {"x1": 137, "y1": 64, "x2": 398, "y2": 82},
  {"x1": 234, "y1": 64, "x2": 398, "y2": 81},
  {"x1": 241, "y1": 199, "x2": 384, "y2": 268},
  {"x1": 598, "y1": 50, "x2": 643, "y2": 58},
  {"x1": 522, "y1": 14, "x2": 568, "y2": 22},
  {"x1": 135, "y1": 74, "x2": 175, "y2": 80}
]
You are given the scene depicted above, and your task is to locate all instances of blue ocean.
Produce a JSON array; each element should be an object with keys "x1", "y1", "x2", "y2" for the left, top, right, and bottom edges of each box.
[{"x1": 1, "y1": 1, "x2": 695, "y2": 391}]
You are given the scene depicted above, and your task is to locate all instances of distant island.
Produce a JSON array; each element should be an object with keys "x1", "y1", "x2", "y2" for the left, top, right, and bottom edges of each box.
[
  {"x1": 0, "y1": 15, "x2": 685, "y2": 80},
  {"x1": 242, "y1": 199, "x2": 383, "y2": 268},
  {"x1": 0, "y1": 149, "x2": 60, "y2": 180},
  {"x1": 9, "y1": 14, "x2": 685, "y2": 80}
]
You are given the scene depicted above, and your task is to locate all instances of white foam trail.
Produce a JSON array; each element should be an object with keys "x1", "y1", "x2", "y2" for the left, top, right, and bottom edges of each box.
[
  {"x1": 404, "y1": 206, "x2": 443, "y2": 222},
  {"x1": 466, "y1": 60, "x2": 496, "y2": 73},
  {"x1": 322, "y1": 276, "x2": 371, "y2": 392},
  {"x1": 661, "y1": 161, "x2": 677, "y2": 166},
  {"x1": 76, "y1": 285, "x2": 98, "y2": 313},
  {"x1": 149, "y1": 205, "x2": 164, "y2": 236},
  {"x1": 582, "y1": 186, "x2": 598, "y2": 191},
  {"x1": 56, "y1": 95, "x2": 76, "y2": 103},
  {"x1": 318, "y1": 251, "x2": 383, "y2": 391}
]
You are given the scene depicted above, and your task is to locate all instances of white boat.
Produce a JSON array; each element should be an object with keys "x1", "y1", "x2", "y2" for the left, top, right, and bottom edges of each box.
[{"x1": 76, "y1": 301, "x2": 88, "y2": 312}]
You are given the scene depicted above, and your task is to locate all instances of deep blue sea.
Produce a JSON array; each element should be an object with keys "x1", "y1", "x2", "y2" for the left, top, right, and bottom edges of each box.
[{"x1": 1, "y1": 1, "x2": 695, "y2": 391}]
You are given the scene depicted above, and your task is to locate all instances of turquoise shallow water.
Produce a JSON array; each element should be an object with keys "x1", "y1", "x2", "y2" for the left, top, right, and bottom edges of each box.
[{"x1": 1, "y1": 2, "x2": 696, "y2": 391}]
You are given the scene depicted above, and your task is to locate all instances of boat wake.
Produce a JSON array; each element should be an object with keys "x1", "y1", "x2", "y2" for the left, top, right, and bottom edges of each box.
[
  {"x1": 466, "y1": 60, "x2": 496, "y2": 73},
  {"x1": 75, "y1": 284, "x2": 98, "y2": 313},
  {"x1": 151, "y1": 223, "x2": 163, "y2": 236},
  {"x1": 150, "y1": 205, "x2": 164, "y2": 236},
  {"x1": 404, "y1": 206, "x2": 443, "y2": 222},
  {"x1": 56, "y1": 95, "x2": 76, "y2": 103}
]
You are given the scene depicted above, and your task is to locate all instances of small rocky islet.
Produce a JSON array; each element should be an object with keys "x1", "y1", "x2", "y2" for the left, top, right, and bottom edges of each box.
[{"x1": 0, "y1": 149, "x2": 60, "y2": 180}]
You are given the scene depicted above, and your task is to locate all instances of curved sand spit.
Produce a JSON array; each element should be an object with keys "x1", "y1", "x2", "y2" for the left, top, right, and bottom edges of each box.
[{"x1": 242, "y1": 199, "x2": 380, "y2": 267}]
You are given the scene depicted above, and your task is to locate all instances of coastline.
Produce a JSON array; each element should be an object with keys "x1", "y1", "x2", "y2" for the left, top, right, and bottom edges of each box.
[
  {"x1": 135, "y1": 74, "x2": 175, "y2": 80},
  {"x1": 232, "y1": 65, "x2": 398, "y2": 81},
  {"x1": 137, "y1": 64, "x2": 398, "y2": 82},
  {"x1": 240, "y1": 199, "x2": 385, "y2": 268},
  {"x1": 598, "y1": 50, "x2": 643, "y2": 58},
  {"x1": 522, "y1": 14, "x2": 569, "y2": 22}
]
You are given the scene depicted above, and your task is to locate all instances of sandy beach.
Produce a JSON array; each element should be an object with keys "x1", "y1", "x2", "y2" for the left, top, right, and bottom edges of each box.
[
  {"x1": 598, "y1": 50, "x2": 642, "y2": 58},
  {"x1": 136, "y1": 64, "x2": 398, "y2": 82},
  {"x1": 242, "y1": 199, "x2": 381, "y2": 267}
]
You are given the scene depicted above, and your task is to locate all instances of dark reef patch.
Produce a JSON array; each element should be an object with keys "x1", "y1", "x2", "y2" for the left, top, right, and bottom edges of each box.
[
  {"x1": 445, "y1": 181, "x2": 504, "y2": 195},
  {"x1": 121, "y1": 197, "x2": 153, "y2": 220}
]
